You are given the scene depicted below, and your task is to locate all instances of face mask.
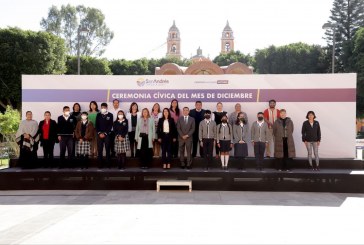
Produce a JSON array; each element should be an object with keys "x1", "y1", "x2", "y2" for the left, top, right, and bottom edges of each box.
[
  {"x1": 64, "y1": 111, "x2": 70, "y2": 116},
  {"x1": 101, "y1": 108, "x2": 107, "y2": 114},
  {"x1": 222, "y1": 119, "x2": 227, "y2": 123},
  {"x1": 258, "y1": 116, "x2": 264, "y2": 121},
  {"x1": 81, "y1": 115, "x2": 87, "y2": 120},
  {"x1": 118, "y1": 114, "x2": 124, "y2": 119},
  {"x1": 205, "y1": 115, "x2": 211, "y2": 119}
]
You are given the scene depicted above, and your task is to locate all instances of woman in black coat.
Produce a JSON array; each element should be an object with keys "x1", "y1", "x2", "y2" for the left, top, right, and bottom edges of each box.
[
  {"x1": 38, "y1": 111, "x2": 58, "y2": 167},
  {"x1": 157, "y1": 108, "x2": 177, "y2": 169},
  {"x1": 301, "y1": 111, "x2": 321, "y2": 170}
]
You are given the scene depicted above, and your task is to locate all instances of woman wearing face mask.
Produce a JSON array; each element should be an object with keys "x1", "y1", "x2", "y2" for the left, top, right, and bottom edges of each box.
[
  {"x1": 273, "y1": 109, "x2": 295, "y2": 171},
  {"x1": 75, "y1": 112, "x2": 94, "y2": 169},
  {"x1": 216, "y1": 115, "x2": 233, "y2": 170},
  {"x1": 233, "y1": 112, "x2": 249, "y2": 170},
  {"x1": 113, "y1": 110, "x2": 130, "y2": 169}
]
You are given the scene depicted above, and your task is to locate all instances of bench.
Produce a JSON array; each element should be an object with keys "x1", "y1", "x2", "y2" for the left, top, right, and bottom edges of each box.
[{"x1": 156, "y1": 179, "x2": 192, "y2": 192}]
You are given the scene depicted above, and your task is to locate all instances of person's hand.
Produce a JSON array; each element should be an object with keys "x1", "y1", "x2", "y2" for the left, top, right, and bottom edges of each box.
[
  {"x1": 200, "y1": 141, "x2": 203, "y2": 147},
  {"x1": 99, "y1": 133, "x2": 105, "y2": 139},
  {"x1": 251, "y1": 141, "x2": 255, "y2": 146},
  {"x1": 217, "y1": 143, "x2": 220, "y2": 148},
  {"x1": 230, "y1": 143, "x2": 233, "y2": 148},
  {"x1": 158, "y1": 138, "x2": 162, "y2": 143},
  {"x1": 173, "y1": 138, "x2": 176, "y2": 142},
  {"x1": 304, "y1": 141, "x2": 308, "y2": 146},
  {"x1": 58, "y1": 136, "x2": 62, "y2": 142},
  {"x1": 317, "y1": 141, "x2": 320, "y2": 147},
  {"x1": 79, "y1": 138, "x2": 83, "y2": 143}
]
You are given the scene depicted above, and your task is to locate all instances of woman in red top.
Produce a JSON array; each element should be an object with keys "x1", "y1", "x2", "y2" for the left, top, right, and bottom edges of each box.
[{"x1": 38, "y1": 111, "x2": 58, "y2": 168}]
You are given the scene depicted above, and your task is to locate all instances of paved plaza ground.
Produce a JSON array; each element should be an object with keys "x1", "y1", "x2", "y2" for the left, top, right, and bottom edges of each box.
[{"x1": 0, "y1": 190, "x2": 363, "y2": 244}]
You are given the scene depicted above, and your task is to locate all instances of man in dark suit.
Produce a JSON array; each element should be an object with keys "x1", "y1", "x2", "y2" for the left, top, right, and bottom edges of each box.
[
  {"x1": 177, "y1": 107, "x2": 195, "y2": 169},
  {"x1": 189, "y1": 101, "x2": 205, "y2": 158}
]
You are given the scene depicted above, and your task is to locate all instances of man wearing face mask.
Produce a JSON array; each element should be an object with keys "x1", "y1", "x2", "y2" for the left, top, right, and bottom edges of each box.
[
  {"x1": 199, "y1": 110, "x2": 217, "y2": 170},
  {"x1": 96, "y1": 103, "x2": 114, "y2": 168},
  {"x1": 57, "y1": 106, "x2": 77, "y2": 168},
  {"x1": 251, "y1": 112, "x2": 270, "y2": 171}
]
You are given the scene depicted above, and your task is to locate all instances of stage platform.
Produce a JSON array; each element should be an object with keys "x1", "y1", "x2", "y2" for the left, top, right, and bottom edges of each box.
[{"x1": 2, "y1": 157, "x2": 364, "y2": 192}]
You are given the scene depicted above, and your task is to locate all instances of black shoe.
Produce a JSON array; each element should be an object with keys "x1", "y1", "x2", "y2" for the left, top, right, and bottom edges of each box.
[
  {"x1": 187, "y1": 166, "x2": 192, "y2": 169},
  {"x1": 180, "y1": 166, "x2": 186, "y2": 169}
]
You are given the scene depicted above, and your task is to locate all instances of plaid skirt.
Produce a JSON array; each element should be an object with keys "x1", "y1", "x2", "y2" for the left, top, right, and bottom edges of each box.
[
  {"x1": 76, "y1": 141, "x2": 91, "y2": 156},
  {"x1": 115, "y1": 135, "x2": 131, "y2": 154}
]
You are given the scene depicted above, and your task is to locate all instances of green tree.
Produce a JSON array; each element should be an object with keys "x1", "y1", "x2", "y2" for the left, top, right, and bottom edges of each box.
[
  {"x1": 324, "y1": 0, "x2": 364, "y2": 72},
  {"x1": 110, "y1": 57, "x2": 192, "y2": 75},
  {"x1": 0, "y1": 27, "x2": 67, "y2": 109},
  {"x1": 213, "y1": 51, "x2": 254, "y2": 67},
  {"x1": 41, "y1": 4, "x2": 114, "y2": 57},
  {"x1": 351, "y1": 27, "x2": 364, "y2": 114},
  {"x1": 66, "y1": 56, "x2": 112, "y2": 75},
  {"x1": 0, "y1": 105, "x2": 21, "y2": 157},
  {"x1": 254, "y1": 43, "x2": 329, "y2": 74}
]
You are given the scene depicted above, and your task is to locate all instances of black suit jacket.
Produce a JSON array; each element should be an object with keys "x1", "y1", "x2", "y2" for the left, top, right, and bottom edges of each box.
[
  {"x1": 157, "y1": 118, "x2": 177, "y2": 139},
  {"x1": 38, "y1": 119, "x2": 58, "y2": 143}
]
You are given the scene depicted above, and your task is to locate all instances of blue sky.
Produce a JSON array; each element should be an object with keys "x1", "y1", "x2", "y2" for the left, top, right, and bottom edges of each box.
[{"x1": 0, "y1": 0, "x2": 334, "y2": 60}]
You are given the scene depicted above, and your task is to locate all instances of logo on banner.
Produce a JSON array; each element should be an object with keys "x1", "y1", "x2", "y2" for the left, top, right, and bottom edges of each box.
[{"x1": 136, "y1": 78, "x2": 169, "y2": 87}]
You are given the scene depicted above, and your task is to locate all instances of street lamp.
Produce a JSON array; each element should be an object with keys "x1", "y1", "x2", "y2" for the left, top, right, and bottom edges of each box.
[
  {"x1": 77, "y1": 25, "x2": 88, "y2": 75},
  {"x1": 322, "y1": 22, "x2": 338, "y2": 73}
]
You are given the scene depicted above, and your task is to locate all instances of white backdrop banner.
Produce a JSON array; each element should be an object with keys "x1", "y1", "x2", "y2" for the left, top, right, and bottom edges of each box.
[{"x1": 22, "y1": 74, "x2": 356, "y2": 158}]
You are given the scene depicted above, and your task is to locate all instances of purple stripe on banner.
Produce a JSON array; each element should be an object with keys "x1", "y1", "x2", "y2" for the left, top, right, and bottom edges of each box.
[
  {"x1": 22, "y1": 89, "x2": 108, "y2": 102},
  {"x1": 22, "y1": 88, "x2": 356, "y2": 103},
  {"x1": 259, "y1": 89, "x2": 356, "y2": 102}
]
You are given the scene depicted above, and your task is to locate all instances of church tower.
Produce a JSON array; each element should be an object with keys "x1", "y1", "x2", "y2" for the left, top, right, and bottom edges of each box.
[
  {"x1": 166, "y1": 20, "x2": 181, "y2": 59},
  {"x1": 221, "y1": 21, "x2": 234, "y2": 54}
]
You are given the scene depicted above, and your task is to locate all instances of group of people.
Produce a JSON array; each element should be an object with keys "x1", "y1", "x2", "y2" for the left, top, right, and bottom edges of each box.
[{"x1": 15, "y1": 99, "x2": 321, "y2": 171}]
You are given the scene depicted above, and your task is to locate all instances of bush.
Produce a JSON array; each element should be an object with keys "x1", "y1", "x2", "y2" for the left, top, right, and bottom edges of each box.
[{"x1": 0, "y1": 106, "x2": 21, "y2": 158}]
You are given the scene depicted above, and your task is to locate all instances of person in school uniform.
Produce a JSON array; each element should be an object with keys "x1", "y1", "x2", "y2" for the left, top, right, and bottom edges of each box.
[
  {"x1": 216, "y1": 115, "x2": 233, "y2": 170},
  {"x1": 212, "y1": 102, "x2": 228, "y2": 159},
  {"x1": 96, "y1": 103, "x2": 113, "y2": 168},
  {"x1": 199, "y1": 110, "x2": 217, "y2": 170},
  {"x1": 233, "y1": 112, "x2": 249, "y2": 170},
  {"x1": 110, "y1": 99, "x2": 121, "y2": 158},
  {"x1": 113, "y1": 110, "x2": 130, "y2": 169},
  {"x1": 251, "y1": 112, "x2": 271, "y2": 171},
  {"x1": 75, "y1": 112, "x2": 94, "y2": 169},
  {"x1": 57, "y1": 106, "x2": 77, "y2": 168}
]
